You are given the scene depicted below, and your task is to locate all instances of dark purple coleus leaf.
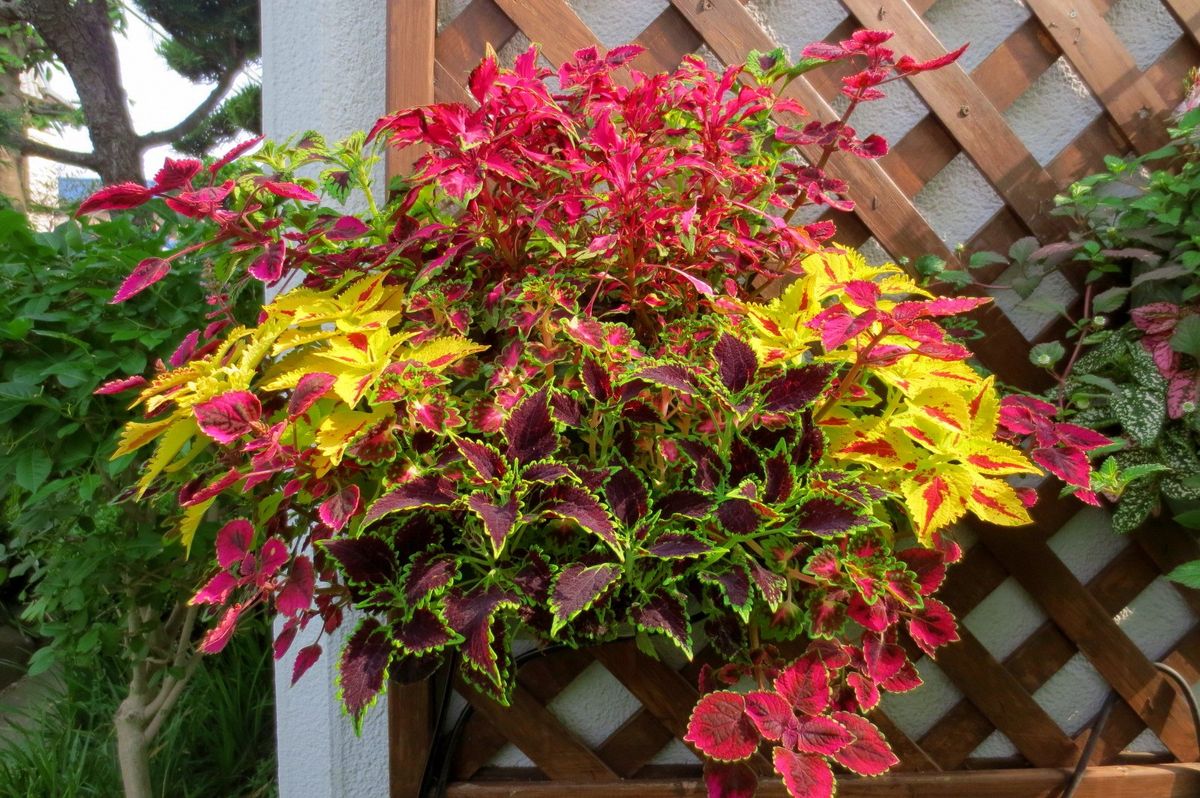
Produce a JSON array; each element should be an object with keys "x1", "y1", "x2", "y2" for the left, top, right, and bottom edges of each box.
[
  {"x1": 679, "y1": 440, "x2": 723, "y2": 491},
  {"x1": 763, "y1": 363, "x2": 835, "y2": 412},
  {"x1": 657, "y1": 490, "x2": 713, "y2": 519},
  {"x1": 795, "y1": 496, "x2": 868, "y2": 536},
  {"x1": 549, "y1": 562, "x2": 621, "y2": 634},
  {"x1": 773, "y1": 747, "x2": 835, "y2": 798},
  {"x1": 319, "y1": 485, "x2": 360, "y2": 532},
  {"x1": 581, "y1": 358, "x2": 612, "y2": 401},
  {"x1": 717, "y1": 498, "x2": 759, "y2": 534},
  {"x1": 633, "y1": 363, "x2": 699, "y2": 396},
  {"x1": 684, "y1": 691, "x2": 758, "y2": 762},
  {"x1": 322, "y1": 536, "x2": 397, "y2": 587},
  {"x1": 456, "y1": 437, "x2": 507, "y2": 481},
  {"x1": 633, "y1": 590, "x2": 690, "y2": 657},
  {"x1": 763, "y1": 454, "x2": 795, "y2": 504},
  {"x1": 403, "y1": 552, "x2": 457, "y2": 606},
  {"x1": 544, "y1": 486, "x2": 620, "y2": 552},
  {"x1": 830, "y1": 711, "x2": 898, "y2": 776},
  {"x1": 194, "y1": 391, "x2": 262, "y2": 444},
  {"x1": 444, "y1": 586, "x2": 519, "y2": 687},
  {"x1": 605, "y1": 467, "x2": 648, "y2": 527},
  {"x1": 504, "y1": 388, "x2": 557, "y2": 464},
  {"x1": 702, "y1": 565, "x2": 752, "y2": 618},
  {"x1": 394, "y1": 608, "x2": 455, "y2": 655},
  {"x1": 703, "y1": 761, "x2": 758, "y2": 798},
  {"x1": 292, "y1": 643, "x2": 322, "y2": 685},
  {"x1": 749, "y1": 561, "x2": 786, "y2": 610},
  {"x1": 647, "y1": 532, "x2": 711, "y2": 559},
  {"x1": 550, "y1": 392, "x2": 584, "y2": 426},
  {"x1": 522, "y1": 461, "x2": 573, "y2": 484},
  {"x1": 364, "y1": 476, "x2": 456, "y2": 523},
  {"x1": 467, "y1": 493, "x2": 519, "y2": 557},
  {"x1": 713, "y1": 333, "x2": 758, "y2": 394},
  {"x1": 249, "y1": 240, "x2": 288, "y2": 283},
  {"x1": 338, "y1": 618, "x2": 393, "y2": 731},
  {"x1": 111, "y1": 257, "x2": 171, "y2": 303},
  {"x1": 289, "y1": 372, "x2": 336, "y2": 418}
]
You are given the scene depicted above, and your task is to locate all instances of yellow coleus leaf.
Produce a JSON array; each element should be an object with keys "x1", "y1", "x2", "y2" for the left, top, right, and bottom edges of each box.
[
  {"x1": 901, "y1": 468, "x2": 971, "y2": 542},
  {"x1": 740, "y1": 276, "x2": 820, "y2": 365},
  {"x1": 962, "y1": 439, "x2": 1035, "y2": 476},
  {"x1": 404, "y1": 336, "x2": 488, "y2": 368},
  {"x1": 835, "y1": 426, "x2": 921, "y2": 472},
  {"x1": 967, "y1": 476, "x2": 1033, "y2": 527},
  {"x1": 178, "y1": 496, "x2": 215, "y2": 556},
  {"x1": 114, "y1": 418, "x2": 174, "y2": 458},
  {"x1": 137, "y1": 418, "x2": 198, "y2": 499},
  {"x1": 314, "y1": 405, "x2": 393, "y2": 474},
  {"x1": 898, "y1": 386, "x2": 972, "y2": 444},
  {"x1": 966, "y1": 375, "x2": 1001, "y2": 439}
]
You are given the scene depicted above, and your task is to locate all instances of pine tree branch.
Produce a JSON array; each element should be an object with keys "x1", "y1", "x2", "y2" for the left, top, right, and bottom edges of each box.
[
  {"x1": 17, "y1": 135, "x2": 100, "y2": 169},
  {"x1": 138, "y1": 60, "x2": 245, "y2": 148}
]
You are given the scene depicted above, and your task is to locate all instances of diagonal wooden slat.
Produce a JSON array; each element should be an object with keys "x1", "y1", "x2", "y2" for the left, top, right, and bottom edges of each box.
[
  {"x1": 492, "y1": 0, "x2": 609, "y2": 70},
  {"x1": 433, "y1": 0, "x2": 519, "y2": 104},
  {"x1": 1162, "y1": 0, "x2": 1200, "y2": 46},
  {"x1": 630, "y1": 6, "x2": 702, "y2": 75}
]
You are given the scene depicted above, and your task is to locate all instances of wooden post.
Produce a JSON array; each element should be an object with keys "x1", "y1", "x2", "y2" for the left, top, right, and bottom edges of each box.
[{"x1": 385, "y1": 0, "x2": 437, "y2": 179}]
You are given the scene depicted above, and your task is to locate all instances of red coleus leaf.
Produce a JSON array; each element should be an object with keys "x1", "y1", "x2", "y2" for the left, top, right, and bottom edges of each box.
[
  {"x1": 194, "y1": 390, "x2": 262, "y2": 444},
  {"x1": 1031, "y1": 446, "x2": 1092, "y2": 489},
  {"x1": 714, "y1": 333, "x2": 758, "y2": 394},
  {"x1": 685, "y1": 691, "x2": 760, "y2": 762},
  {"x1": 192, "y1": 570, "x2": 237, "y2": 606},
  {"x1": 841, "y1": 132, "x2": 888, "y2": 159},
  {"x1": 772, "y1": 747, "x2": 834, "y2": 798},
  {"x1": 259, "y1": 179, "x2": 319, "y2": 202},
  {"x1": 338, "y1": 617, "x2": 393, "y2": 728},
  {"x1": 94, "y1": 375, "x2": 147, "y2": 395},
  {"x1": 830, "y1": 711, "x2": 899, "y2": 776},
  {"x1": 468, "y1": 52, "x2": 500, "y2": 103},
  {"x1": 77, "y1": 182, "x2": 152, "y2": 216},
  {"x1": 111, "y1": 257, "x2": 171, "y2": 303},
  {"x1": 210, "y1": 135, "x2": 263, "y2": 174},
  {"x1": 394, "y1": 608, "x2": 455, "y2": 655},
  {"x1": 327, "y1": 215, "x2": 371, "y2": 240},
  {"x1": 277, "y1": 556, "x2": 315, "y2": 616},
  {"x1": 292, "y1": 643, "x2": 322, "y2": 685},
  {"x1": 322, "y1": 536, "x2": 397, "y2": 587},
  {"x1": 897, "y1": 547, "x2": 946, "y2": 596},
  {"x1": 848, "y1": 671, "x2": 881, "y2": 711},
  {"x1": 164, "y1": 181, "x2": 234, "y2": 218},
  {"x1": 763, "y1": 363, "x2": 835, "y2": 412},
  {"x1": 744, "y1": 690, "x2": 796, "y2": 742},
  {"x1": 200, "y1": 603, "x2": 244, "y2": 654},
  {"x1": 152, "y1": 157, "x2": 202, "y2": 191},
  {"x1": 444, "y1": 586, "x2": 519, "y2": 686},
  {"x1": 703, "y1": 761, "x2": 758, "y2": 798},
  {"x1": 549, "y1": 562, "x2": 621, "y2": 632},
  {"x1": 289, "y1": 372, "x2": 336, "y2": 418},
  {"x1": 215, "y1": 519, "x2": 254, "y2": 568},
  {"x1": 467, "y1": 493, "x2": 519, "y2": 556},
  {"x1": 794, "y1": 714, "x2": 853, "y2": 755},
  {"x1": 1052, "y1": 423, "x2": 1112, "y2": 451},
  {"x1": 169, "y1": 329, "x2": 200, "y2": 367},
  {"x1": 895, "y1": 43, "x2": 969, "y2": 74},
  {"x1": 319, "y1": 485, "x2": 361, "y2": 532},
  {"x1": 504, "y1": 388, "x2": 557, "y2": 464},
  {"x1": 774, "y1": 657, "x2": 830, "y2": 716},
  {"x1": 907, "y1": 597, "x2": 959, "y2": 656},
  {"x1": 249, "y1": 240, "x2": 288, "y2": 282}
]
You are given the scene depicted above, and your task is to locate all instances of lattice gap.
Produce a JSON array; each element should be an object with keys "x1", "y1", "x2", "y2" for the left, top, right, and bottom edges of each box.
[
  {"x1": 1106, "y1": 0, "x2": 1185, "y2": 70},
  {"x1": 567, "y1": 0, "x2": 669, "y2": 49},
  {"x1": 923, "y1": 0, "x2": 1032, "y2": 72}
]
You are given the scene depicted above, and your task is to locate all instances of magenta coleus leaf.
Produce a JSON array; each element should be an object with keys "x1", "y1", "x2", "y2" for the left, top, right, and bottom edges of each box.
[
  {"x1": 1032, "y1": 446, "x2": 1091, "y2": 489},
  {"x1": 209, "y1": 135, "x2": 263, "y2": 174},
  {"x1": 394, "y1": 608, "x2": 455, "y2": 655},
  {"x1": 168, "y1": 329, "x2": 200, "y2": 367},
  {"x1": 703, "y1": 761, "x2": 758, "y2": 798},
  {"x1": 192, "y1": 571, "x2": 237, "y2": 606},
  {"x1": 772, "y1": 747, "x2": 834, "y2": 798},
  {"x1": 260, "y1": 179, "x2": 320, "y2": 202},
  {"x1": 93, "y1": 375, "x2": 148, "y2": 395},
  {"x1": 908, "y1": 597, "x2": 959, "y2": 656},
  {"x1": 276, "y1": 556, "x2": 315, "y2": 616},
  {"x1": 338, "y1": 617, "x2": 393, "y2": 731},
  {"x1": 830, "y1": 711, "x2": 899, "y2": 776},
  {"x1": 249, "y1": 240, "x2": 288, "y2": 283},
  {"x1": 292, "y1": 643, "x2": 322, "y2": 685},
  {"x1": 215, "y1": 518, "x2": 254, "y2": 568},
  {"x1": 467, "y1": 493, "x2": 520, "y2": 557},
  {"x1": 151, "y1": 157, "x2": 201, "y2": 191},
  {"x1": 319, "y1": 485, "x2": 361, "y2": 532},
  {"x1": 200, "y1": 603, "x2": 243, "y2": 654},
  {"x1": 549, "y1": 562, "x2": 621, "y2": 634},
  {"x1": 794, "y1": 714, "x2": 852, "y2": 755},
  {"x1": 685, "y1": 691, "x2": 759, "y2": 762},
  {"x1": 327, "y1": 215, "x2": 371, "y2": 240},
  {"x1": 744, "y1": 690, "x2": 796, "y2": 742},
  {"x1": 713, "y1": 333, "x2": 758, "y2": 394},
  {"x1": 774, "y1": 657, "x2": 830, "y2": 716},
  {"x1": 111, "y1": 257, "x2": 171, "y2": 303},
  {"x1": 504, "y1": 388, "x2": 557, "y2": 464},
  {"x1": 77, "y1": 181, "x2": 153, "y2": 216},
  {"x1": 194, "y1": 390, "x2": 262, "y2": 444},
  {"x1": 322, "y1": 536, "x2": 398, "y2": 587},
  {"x1": 289, "y1": 372, "x2": 336, "y2": 418},
  {"x1": 763, "y1": 363, "x2": 835, "y2": 412}
]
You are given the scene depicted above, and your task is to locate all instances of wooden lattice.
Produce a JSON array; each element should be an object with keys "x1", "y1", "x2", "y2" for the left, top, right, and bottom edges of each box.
[{"x1": 382, "y1": 1, "x2": 1200, "y2": 795}]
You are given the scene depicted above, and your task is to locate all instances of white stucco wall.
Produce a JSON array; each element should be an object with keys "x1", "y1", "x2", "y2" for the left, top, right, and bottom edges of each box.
[{"x1": 263, "y1": 0, "x2": 1196, "y2": 791}]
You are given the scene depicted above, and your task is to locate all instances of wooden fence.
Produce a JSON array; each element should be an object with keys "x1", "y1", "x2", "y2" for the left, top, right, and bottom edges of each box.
[{"x1": 381, "y1": 1, "x2": 1200, "y2": 795}]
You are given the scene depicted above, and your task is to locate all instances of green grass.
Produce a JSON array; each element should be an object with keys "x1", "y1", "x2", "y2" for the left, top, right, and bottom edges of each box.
[{"x1": 0, "y1": 622, "x2": 277, "y2": 798}]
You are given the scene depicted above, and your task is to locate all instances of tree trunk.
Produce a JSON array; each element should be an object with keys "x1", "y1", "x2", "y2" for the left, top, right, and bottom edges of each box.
[
  {"x1": 26, "y1": 0, "x2": 143, "y2": 183},
  {"x1": 115, "y1": 693, "x2": 154, "y2": 798},
  {"x1": 0, "y1": 27, "x2": 29, "y2": 208}
]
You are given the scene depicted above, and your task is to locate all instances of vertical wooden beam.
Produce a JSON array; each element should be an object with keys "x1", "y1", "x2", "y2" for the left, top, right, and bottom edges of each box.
[
  {"x1": 389, "y1": 679, "x2": 434, "y2": 798},
  {"x1": 386, "y1": 0, "x2": 437, "y2": 178}
]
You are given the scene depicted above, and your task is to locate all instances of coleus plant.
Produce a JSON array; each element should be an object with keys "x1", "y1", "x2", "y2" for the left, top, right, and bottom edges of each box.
[{"x1": 82, "y1": 35, "x2": 1035, "y2": 798}]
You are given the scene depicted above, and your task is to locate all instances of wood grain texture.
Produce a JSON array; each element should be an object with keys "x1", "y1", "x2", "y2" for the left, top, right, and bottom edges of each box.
[
  {"x1": 385, "y1": 0, "x2": 436, "y2": 177},
  {"x1": 434, "y1": 0, "x2": 518, "y2": 105},
  {"x1": 389, "y1": 679, "x2": 433, "y2": 798}
]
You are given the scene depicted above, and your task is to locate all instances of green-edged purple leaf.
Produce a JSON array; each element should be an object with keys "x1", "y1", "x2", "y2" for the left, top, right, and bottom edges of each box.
[
  {"x1": 647, "y1": 532, "x2": 712, "y2": 559},
  {"x1": 830, "y1": 711, "x2": 899, "y2": 776},
  {"x1": 444, "y1": 586, "x2": 519, "y2": 686},
  {"x1": 656, "y1": 490, "x2": 713, "y2": 519},
  {"x1": 678, "y1": 441, "x2": 722, "y2": 490},
  {"x1": 773, "y1": 747, "x2": 835, "y2": 798},
  {"x1": 318, "y1": 485, "x2": 360, "y2": 532},
  {"x1": 551, "y1": 392, "x2": 583, "y2": 426},
  {"x1": 684, "y1": 691, "x2": 758, "y2": 761},
  {"x1": 523, "y1": 461, "x2": 574, "y2": 484},
  {"x1": 456, "y1": 438, "x2": 507, "y2": 481},
  {"x1": 544, "y1": 487, "x2": 621, "y2": 554},
  {"x1": 338, "y1": 618, "x2": 392, "y2": 732},
  {"x1": 714, "y1": 333, "x2": 758, "y2": 394},
  {"x1": 364, "y1": 476, "x2": 456, "y2": 523},
  {"x1": 321, "y1": 536, "x2": 397, "y2": 587},
  {"x1": 764, "y1": 454, "x2": 795, "y2": 503},
  {"x1": 632, "y1": 590, "x2": 691, "y2": 657},
  {"x1": 750, "y1": 561, "x2": 786, "y2": 610},
  {"x1": 717, "y1": 498, "x2": 759, "y2": 534},
  {"x1": 581, "y1": 358, "x2": 612, "y2": 401},
  {"x1": 194, "y1": 390, "x2": 261, "y2": 444},
  {"x1": 394, "y1": 608, "x2": 456, "y2": 655},
  {"x1": 795, "y1": 496, "x2": 868, "y2": 536},
  {"x1": 763, "y1": 363, "x2": 835, "y2": 413},
  {"x1": 633, "y1": 363, "x2": 698, "y2": 396},
  {"x1": 504, "y1": 388, "x2": 557, "y2": 464},
  {"x1": 549, "y1": 563, "x2": 621, "y2": 634},
  {"x1": 605, "y1": 467, "x2": 648, "y2": 527},
  {"x1": 467, "y1": 493, "x2": 519, "y2": 557},
  {"x1": 701, "y1": 564, "x2": 753, "y2": 621},
  {"x1": 403, "y1": 552, "x2": 457, "y2": 606}
]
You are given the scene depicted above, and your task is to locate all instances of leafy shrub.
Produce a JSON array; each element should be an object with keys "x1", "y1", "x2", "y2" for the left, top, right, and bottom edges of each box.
[{"x1": 83, "y1": 37, "x2": 1044, "y2": 798}]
